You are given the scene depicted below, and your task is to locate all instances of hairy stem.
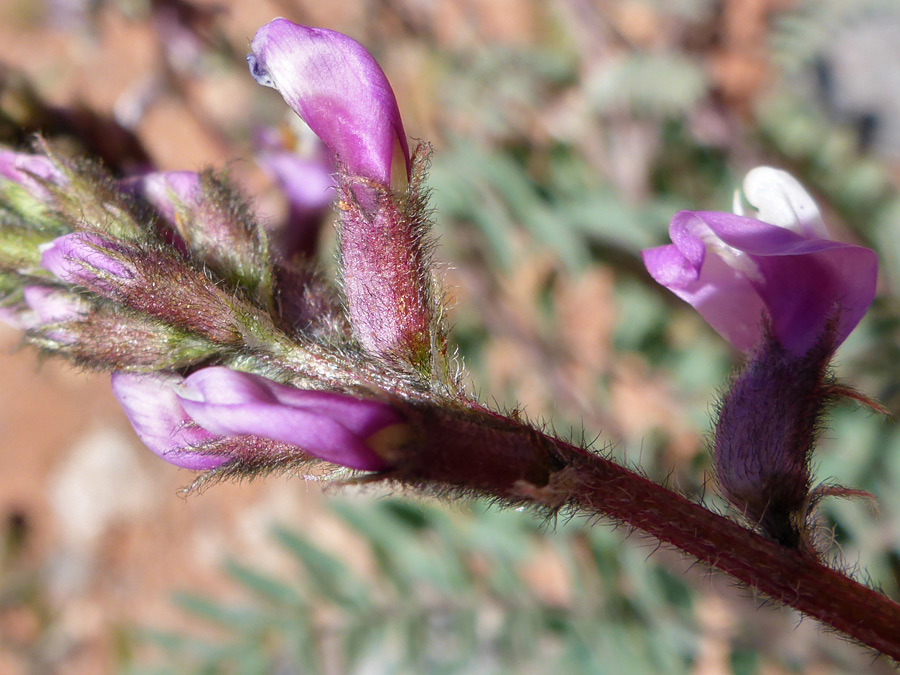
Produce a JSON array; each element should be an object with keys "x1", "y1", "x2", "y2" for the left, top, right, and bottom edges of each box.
[
  {"x1": 393, "y1": 406, "x2": 900, "y2": 661},
  {"x1": 564, "y1": 447, "x2": 900, "y2": 661}
]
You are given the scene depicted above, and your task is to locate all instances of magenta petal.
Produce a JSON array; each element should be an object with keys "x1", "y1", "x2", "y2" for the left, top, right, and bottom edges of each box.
[
  {"x1": 0, "y1": 305, "x2": 30, "y2": 330},
  {"x1": 257, "y1": 151, "x2": 334, "y2": 212},
  {"x1": 642, "y1": 242, "x2": 701, "y2": 288},
  {"x1": 645, "y1": 240, "x2": 766, "y2": 353},
  {"x1": 643, "y1": 208, "x2": 877, "y2": 354},
  {"x1": 643, "y1": 211, "x2": 767, "y2": 352},
  {"x1": 177, "y1": 367, "x2": 400, "y2": 470},
  {"x1": 248, "y1": 19, "x2": 409, "y2": 186},
  {"x1": 40, "y1": 233, "x2": 133, "y2": 286},
  {"x1": 694, "y1": 211, "x2": 877, "y2": 353},
  {"x1": 111, "y1": 372, "x2": 229, "y2": 470},
  {"x1": 257, "y1": 150, "x2": 334, "y2": 257}
]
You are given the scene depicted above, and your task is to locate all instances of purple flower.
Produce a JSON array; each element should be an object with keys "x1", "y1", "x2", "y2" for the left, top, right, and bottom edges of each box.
[
  {"x1": 248, "y1": 19, "x2": 409, "y2": 188},
  {"x1": 114, "y1": 368, "x2": 405, "y2": 472},
  {"x1": 112, "y1": 372, "x2": 229, "y2": 471},
  {"x1": 40, "y1": 232, "x2": 133, "y2": 289},
  {"x1": 248, "y1": 22, "x2": 436, "y2": 365},
  {"x1": 0, "y1": 150, "x2": 65, "y2": 198},
  {"x1": 642, "y1": 167, "x2": 877, "y2": 355},
  {"x1": 176, "y1": 367, "x2": 403, "y2": 471}
]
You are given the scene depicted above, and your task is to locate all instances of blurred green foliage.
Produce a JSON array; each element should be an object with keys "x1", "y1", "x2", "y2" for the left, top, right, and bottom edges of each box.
[{"x1": 125, "y1": 498, "x2": 703, "y2": 674}]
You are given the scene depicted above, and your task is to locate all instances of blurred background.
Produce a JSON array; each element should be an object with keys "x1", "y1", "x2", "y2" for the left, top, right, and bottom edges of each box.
[{"x1": 1, "y1": 0, "x2": 900, "y2": 672}]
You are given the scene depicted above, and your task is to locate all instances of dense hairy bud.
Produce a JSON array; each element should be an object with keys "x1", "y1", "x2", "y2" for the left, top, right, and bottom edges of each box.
[{"x1": 30, "y1": 304, "x2": 223, "y2": 371}]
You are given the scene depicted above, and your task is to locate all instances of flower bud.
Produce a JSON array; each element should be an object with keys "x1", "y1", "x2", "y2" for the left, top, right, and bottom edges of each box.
[
  {"x1": 22, "y1": 285, "x2": 86, "y2": 324},
  {"x1": 125, "y1": 170, "x2": 199, "y2": 226},
  {"x1": 0, "y1": 150, "x2": 66, "y2": 199},
  {"x1": 126, "y1": 170, "x2": 275, "y2": 306},
  {"x1": 176, "y1": 367, "x2": 405, "y2": 471},
  {"x1": 40, "y1": 232, "x2": 251, "y2": 346},
  {"x1": 0, "y1": 285, "x2": 86, "y2": 332},
  {"x1": 0, "y1": 150, "x2": 68, "y2": 251},
  {"x1": 40, "y1": 232, "x2": 133, "y2": 291},
  {"x1": 19, "y1": 285, "x2": 88, "y2": 343}
]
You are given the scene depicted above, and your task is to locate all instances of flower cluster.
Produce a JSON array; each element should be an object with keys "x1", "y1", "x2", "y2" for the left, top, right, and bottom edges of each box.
[
  {"x1": 0, "y1": 19, "x2": 443, "y2": 479},
  {"x1": 2, "y1": 17, "x2": 899, "y2": 660},
  {"x1": 0, "y1": 148, "x2": 407, "y2": 475}
]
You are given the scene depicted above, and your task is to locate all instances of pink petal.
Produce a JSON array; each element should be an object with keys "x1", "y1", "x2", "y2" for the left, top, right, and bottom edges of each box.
[
  {"x1": 177, "y1": 367, "x2": 400, "y2": 470},
  {"x1": 112, "y1": 371, "x2": 228, "y2": 470}
]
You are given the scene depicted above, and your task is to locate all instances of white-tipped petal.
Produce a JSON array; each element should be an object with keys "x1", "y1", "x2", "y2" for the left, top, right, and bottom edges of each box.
[{"x1": 742, "y1": 166, "x2": 826, "y2": 237}]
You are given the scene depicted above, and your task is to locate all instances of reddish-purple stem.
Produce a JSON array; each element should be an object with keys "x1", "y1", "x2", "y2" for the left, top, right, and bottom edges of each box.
[
  {"x1": 566, "y1": 448, "x2": 900, "y2": 661},
  {"x1": 395, "y1": 405, "x2": 900, "y2": 661}
]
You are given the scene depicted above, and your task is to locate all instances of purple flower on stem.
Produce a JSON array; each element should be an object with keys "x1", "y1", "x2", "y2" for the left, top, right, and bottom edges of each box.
[
  {"x1": 248, "y1": 19, "x2": 409, "y2": 188},
  {"x1": 643, "y1": 167, "x2": 880, "y2": 548},
  {"x1": 112, "y1": 372, "x2": 228, "y2": 471},
  {"x1": 115, "y1": 368, "x2": 405, "y2": 472},
  {"x1": 123, "y1": 169, "x2": 275, "y2": 308},
  {"x1": 0, "y1": 286, "x2": 86, "y2": 332},
  {"x1": 175, "y1": 367, "x2": 403, "y2": 471},
  {"x1": 642, "y1": 167, "x2": 877, "y2": 355},
  {"x1": 22, "y1": 286, "x2": 87, "y2": 325},
  {"x1": 247, "y1": 20, "x2": 437, "y2": 367},
  {"x1": 124, "y1": 170, "x2": 202, "y2": 226}
]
